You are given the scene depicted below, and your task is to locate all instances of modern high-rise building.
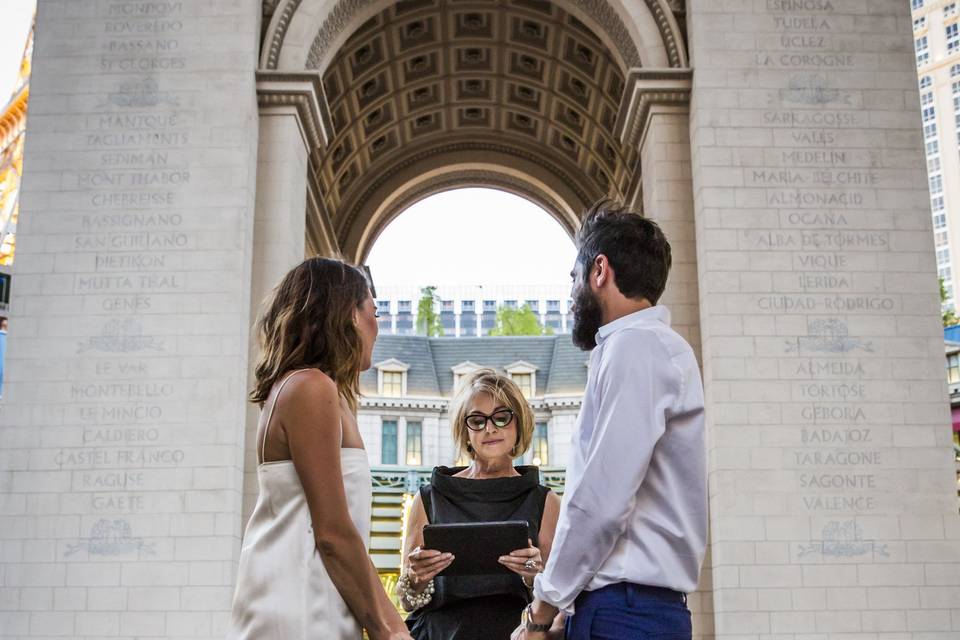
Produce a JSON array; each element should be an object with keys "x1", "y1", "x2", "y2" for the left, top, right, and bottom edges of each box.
[
  {"x1": 374, "y1": 284, "x2": 573, "y2": 336},
  {"x1": 912, "y1": 0, "x2": 960, "y2": 310}
]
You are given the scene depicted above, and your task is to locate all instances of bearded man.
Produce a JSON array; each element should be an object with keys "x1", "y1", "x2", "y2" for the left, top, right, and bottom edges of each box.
[{"x1": 514, "y1": 201, "x2": 707, "y2": 640}]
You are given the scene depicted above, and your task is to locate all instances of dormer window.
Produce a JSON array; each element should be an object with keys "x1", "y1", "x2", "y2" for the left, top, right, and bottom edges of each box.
[
  {"x1": 452, "y1": 361, "x2": 482, "y2": 390},
  {"x1": 375, "y1": 358, "x2": 410, "y2": 397},
  {"x1": 383, "y1": 371, "x2": 403, "y2": 396},
  {"x1": 505, "y1": 361, "x2": 538, "y2": 398}
]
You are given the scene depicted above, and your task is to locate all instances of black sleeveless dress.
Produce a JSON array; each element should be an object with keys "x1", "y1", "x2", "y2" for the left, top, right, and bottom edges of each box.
[{"x1": 406, "y1": 466, "x2": 551, "y2": 640}]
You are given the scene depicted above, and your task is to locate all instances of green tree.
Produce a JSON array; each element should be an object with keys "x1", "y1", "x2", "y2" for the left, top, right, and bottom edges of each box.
[
  {"x1": 488, "y1": 304, "x2": 553, "y2": 336},
  {"x1": 942, "y1": 278, "x2": 958, "y2": 327},
  {"x1": 416, "y1": 285, "x2": 443, "y2": 337}
]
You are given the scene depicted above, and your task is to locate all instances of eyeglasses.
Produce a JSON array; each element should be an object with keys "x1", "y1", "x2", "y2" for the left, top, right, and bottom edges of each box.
[{"x1": 464, "y1": 408, "x2": 515, "y2": 431}]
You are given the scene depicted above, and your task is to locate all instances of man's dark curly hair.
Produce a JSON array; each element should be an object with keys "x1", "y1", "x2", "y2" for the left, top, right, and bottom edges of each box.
[{"x1": 575, "y1": 199, "x2": 672, "y2": 304}]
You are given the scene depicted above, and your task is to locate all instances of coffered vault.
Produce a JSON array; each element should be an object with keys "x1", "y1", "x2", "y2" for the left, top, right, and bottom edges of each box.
[{"x1": 255, "y1": 0, "x2": 690, "y2": 263}]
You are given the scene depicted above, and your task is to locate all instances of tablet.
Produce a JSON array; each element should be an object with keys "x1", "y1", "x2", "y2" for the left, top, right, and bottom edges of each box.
[{"x1": 422, "y1": 520, "x2": 529, "y2": 577}]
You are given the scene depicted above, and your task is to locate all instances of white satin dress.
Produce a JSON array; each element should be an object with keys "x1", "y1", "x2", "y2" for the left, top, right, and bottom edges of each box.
[{"x1": 227, "y1": 370, "x2": 373, "y2": 639}]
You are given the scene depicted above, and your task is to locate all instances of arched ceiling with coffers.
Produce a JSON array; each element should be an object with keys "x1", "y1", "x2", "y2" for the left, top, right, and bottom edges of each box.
[
  {"x1": 257, "y1": 0, "x2": 690, "y2": 261},
  {"x1": 319, "y1": 0, "x2": 640, "y2": 257}
]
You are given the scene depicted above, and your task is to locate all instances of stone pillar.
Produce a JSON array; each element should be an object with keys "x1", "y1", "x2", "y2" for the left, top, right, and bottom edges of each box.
[
  {"x1": 688, "y1": 0, "x2": 960, "y2": 637},
  {"x1": 622, "y1": 70, "x2": 712, "y2": 639},
  {"x1": 624, "y1": 70, "x2": 702, "y2": 355},
  {"x1": 0, "y1": 1, "x2": 260, "y2": 638},
  {"x1": 241, "y1": 73, "x2": 332, "y2": 522}
]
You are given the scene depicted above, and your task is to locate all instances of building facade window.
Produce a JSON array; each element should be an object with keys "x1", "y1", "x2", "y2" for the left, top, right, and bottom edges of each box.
[
  {"x1": 938, "y1": 247, "x2": 951, "y2": 266},
  {"x1": 914, "y1": 15, "x2": 927, "y2": 31},
  {"x1": 512, "y1": 373, "x2": 534, "y2": 397},
  {"x1": 912, "y1": 0, "x2": 924, "y2": 10},
  {"x1": 916, "y1": 35, "x2": 929, "y2": 67},
  {"x1": 946, "y1": 2, "x2": 958, "y2": 17},
  {"x1": 531, "y1": 422, "x2": 549, "y2": 466},
  {"x1": 949, "y1": 354, "x2": 960, "y2": 384},
  {"x1": 382, "y1": 420, "x2": 398, "y2": 465},
  {"x1": 931, "y1": 174, "x2": 944, "y2": 194},
  {"x1": 948, "y1": 23, "x2": 960, "y2": 52},
  {"x1": 935, "y1": 212, "x2": 947, "y2": 229},
  {"x1": 920, "y1": 75, "x2": 932, "y2": 89},
  {"x1": 405, "y1": 421, "x2": 422, "y2": 466},
  {"x1": 382, "y1": 371, "x2": 403, "y2": 397}
]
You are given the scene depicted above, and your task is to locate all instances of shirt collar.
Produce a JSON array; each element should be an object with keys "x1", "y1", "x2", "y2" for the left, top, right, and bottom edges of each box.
[{"x1": 595, "y1": 305, "x2": 670, "y2": 345}]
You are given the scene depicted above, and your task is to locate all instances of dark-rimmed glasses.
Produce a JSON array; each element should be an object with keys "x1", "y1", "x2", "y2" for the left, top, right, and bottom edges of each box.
[{"x1": 464, "y1": 408, "x2": 515, "y2": 431}]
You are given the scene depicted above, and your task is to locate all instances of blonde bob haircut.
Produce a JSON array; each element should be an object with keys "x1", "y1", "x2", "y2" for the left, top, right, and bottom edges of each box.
[{"x1": 450, "y1": 368, "x2": 535, "y2": 461}]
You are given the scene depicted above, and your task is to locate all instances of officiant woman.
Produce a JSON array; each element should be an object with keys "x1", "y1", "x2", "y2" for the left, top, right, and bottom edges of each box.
[{"x1": 398, "y1": 369, "x2": 563, "y2": 639}]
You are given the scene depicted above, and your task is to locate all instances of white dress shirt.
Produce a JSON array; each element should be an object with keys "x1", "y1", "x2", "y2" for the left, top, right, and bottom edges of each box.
[{"x1": 534, "y1": 305, "x2": 707, "y2": 615}]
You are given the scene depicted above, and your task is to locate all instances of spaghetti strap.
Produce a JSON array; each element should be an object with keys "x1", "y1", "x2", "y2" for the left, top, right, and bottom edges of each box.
[{"x1": 259, "y1": 369, "x2": 312, "y2": 464}]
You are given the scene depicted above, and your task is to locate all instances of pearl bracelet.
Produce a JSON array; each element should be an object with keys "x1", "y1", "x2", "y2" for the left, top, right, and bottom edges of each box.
[{"x1": 397, "y1": 573, "x2": 435, "y2": 610}]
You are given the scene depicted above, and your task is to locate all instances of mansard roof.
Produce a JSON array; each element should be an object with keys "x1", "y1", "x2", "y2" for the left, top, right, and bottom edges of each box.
[{"x1": 359, "y1": 334, "x2": 588, "y2": 398}]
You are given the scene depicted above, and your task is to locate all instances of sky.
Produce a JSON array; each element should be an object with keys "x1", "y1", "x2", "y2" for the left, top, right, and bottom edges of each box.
[
  {"x1": 366, "y1": 188, "x2": 577, "y2": 289},
  {"x1": 0, "y1": 0, "x2": 35, "y2": 105}
]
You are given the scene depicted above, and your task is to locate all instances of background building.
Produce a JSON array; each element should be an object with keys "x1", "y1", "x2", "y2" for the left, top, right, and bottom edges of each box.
[
  {"x1": 0, "y1": 23, "x2": 30, "y2": 314},
  {"x1": 375, "y1": 284, "x2": 572, "y2": 336},
  {"x1": 913, "y1": 0, "x2": 960, "y2": 310}
]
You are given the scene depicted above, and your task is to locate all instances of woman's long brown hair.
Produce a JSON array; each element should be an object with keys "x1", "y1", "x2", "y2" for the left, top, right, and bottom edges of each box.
[{"x1": 250, "y1": 257, "x2": 369, "y2": 413}]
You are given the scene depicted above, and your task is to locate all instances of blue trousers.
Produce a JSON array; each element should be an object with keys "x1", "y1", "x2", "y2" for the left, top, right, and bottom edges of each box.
[{"x1": 565, "y1": 583, "x2": 691, "y2": 640}]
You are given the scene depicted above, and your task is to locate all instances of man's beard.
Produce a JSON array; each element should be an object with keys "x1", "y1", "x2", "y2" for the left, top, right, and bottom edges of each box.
[{"x1": 571, "y1": 286, "x2": 603, "y2": 350}]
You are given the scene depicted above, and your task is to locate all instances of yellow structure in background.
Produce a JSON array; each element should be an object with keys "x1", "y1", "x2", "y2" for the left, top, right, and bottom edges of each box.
[{"x1": 0, "y1": 23, "x2": 33, "y2": 267}]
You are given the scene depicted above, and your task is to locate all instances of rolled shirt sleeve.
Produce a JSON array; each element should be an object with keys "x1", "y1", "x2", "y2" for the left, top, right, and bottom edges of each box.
[{"x1": 534, "y1": 329, "x2": 677, "y2": 614}]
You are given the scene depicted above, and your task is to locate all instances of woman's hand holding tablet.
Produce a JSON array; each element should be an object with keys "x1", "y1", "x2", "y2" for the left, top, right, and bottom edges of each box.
[{"x1": 422, "y1": 521, "x2": 530, "y2": 577}]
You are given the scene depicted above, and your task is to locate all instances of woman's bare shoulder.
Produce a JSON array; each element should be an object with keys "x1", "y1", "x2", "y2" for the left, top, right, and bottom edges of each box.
[{"x1": 275, "y1": 369, "x2": 340, "y2": 421}]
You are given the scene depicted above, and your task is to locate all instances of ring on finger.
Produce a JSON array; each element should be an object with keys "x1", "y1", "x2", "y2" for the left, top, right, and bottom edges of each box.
[{"x1": 524, "y1": 559, "x2": 540, "y2": 570}]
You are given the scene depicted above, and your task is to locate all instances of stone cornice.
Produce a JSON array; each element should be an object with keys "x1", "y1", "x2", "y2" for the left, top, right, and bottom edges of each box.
[
  {"x1": 255, "y1": 71, "x2": 331, "y2": 150},
  {"x1": 614, "y1": 68, "x2": 692, "y2": 151},
  {"x1": 540, "y1": 395, "x2": 584, "y2": 409},
  {"x1": 359, "y1": 396, "x2": 448, "y2": 411}
]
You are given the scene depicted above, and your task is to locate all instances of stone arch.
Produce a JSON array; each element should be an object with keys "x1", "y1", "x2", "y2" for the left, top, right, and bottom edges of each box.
[
  {"x1": 270, "y1": 0, "x2": 667, "y2": 263},
  {"x1": 350, "y1": 149, "x2": 585, "y2": 264}
]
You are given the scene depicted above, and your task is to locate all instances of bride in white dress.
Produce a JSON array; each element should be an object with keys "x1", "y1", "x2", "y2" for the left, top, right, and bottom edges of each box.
[{"x1": 228, "y1": 257, "x2": 413, "y2": 640}]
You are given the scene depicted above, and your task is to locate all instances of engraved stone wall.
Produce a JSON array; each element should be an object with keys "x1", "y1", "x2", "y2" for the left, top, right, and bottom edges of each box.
[
  {"x1": 688, "y1": 0, "x2": 960, "y2": 637},
  {"x1": 0, "y1": 1, "x2": 260, "y2": 637}
]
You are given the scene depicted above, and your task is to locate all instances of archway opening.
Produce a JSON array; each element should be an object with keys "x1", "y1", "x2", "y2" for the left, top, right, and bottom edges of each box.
[{"x1": 366, "y1": 187, "x2": 577, "y2": 337}]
